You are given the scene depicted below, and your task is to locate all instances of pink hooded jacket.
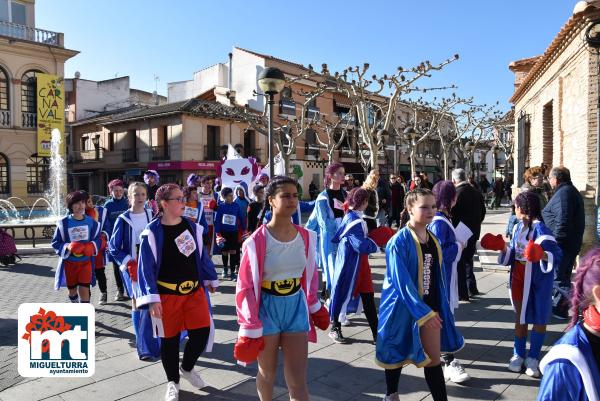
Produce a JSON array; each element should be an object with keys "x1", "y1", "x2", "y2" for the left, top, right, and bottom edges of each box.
[{"x1": 235, "y1": 224, "x2": 321, "y2": 342}]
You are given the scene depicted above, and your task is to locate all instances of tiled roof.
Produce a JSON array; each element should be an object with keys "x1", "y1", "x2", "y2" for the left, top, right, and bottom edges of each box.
[
  {"x1": 102, "y1": 99, "x2": 242, "y2": 125},
  {"x1": 509, "y1": 8, "x2": 597, "y2": 103},
  {"x1": 69, "y1": 105, "x2": 144, "y2": 126}
]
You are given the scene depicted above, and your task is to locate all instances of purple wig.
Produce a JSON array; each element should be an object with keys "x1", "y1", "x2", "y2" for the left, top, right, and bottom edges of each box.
[
  {"x1": 514, "y1": 191, "x2": 542, "y2": 221},
  {"x1": 324, "y1": 162, "x2": 344, "y2": 187},
  {"x1": 432, "y1": 180, "x2": 456, "y2": 212},
  {"x1": 346, "y1": 187, "x2": 369, "y2": 211},
  {"x1": 568, "y1": 246, "x2": 600, "y2": 328},
  {"x1": 143, "y1": 170, "x2": 160, "y2": 185}
]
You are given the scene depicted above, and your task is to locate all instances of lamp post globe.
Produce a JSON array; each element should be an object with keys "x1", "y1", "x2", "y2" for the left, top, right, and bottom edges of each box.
[
  {"x1": 258, "y1": 67, "x2": 286, "y2": 178},
  {"x1": 258, "y1": 67, "x2": 286, "y2": 94}
]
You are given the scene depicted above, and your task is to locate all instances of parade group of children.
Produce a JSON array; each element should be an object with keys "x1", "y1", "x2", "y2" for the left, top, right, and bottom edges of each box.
[{"x1": 50, "y1": 168, "x2": 599, "y2": 401}]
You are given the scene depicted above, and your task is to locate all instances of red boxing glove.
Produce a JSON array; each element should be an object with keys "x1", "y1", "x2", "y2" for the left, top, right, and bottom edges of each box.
[
  {"x1": 311, "y1": 305, "x2": 330, "y2": 331},
  {"x1": 127, "y1": 259, "x2": 138, "y2": 282},
  {"x1": 480, "y1": 233, "x2": 505, "y2": 251},
  {"x1": 208, "y1": 199, "x2": 217, "y2": 210},
  {"x1": 524, "y1": 240, "x2": 544, "y2": 263},
  {"x1": 368, "y1": 226, "x2": 395, "y2": 248},
  {"x1": 81, "y1": 242, "x2": 96, "y2": 257},
  {"x1": 234, "y1": 336, "x2": 265, "y2": 363},
  {"x1": 68, "y1": 242, "x2": 84, "y2": 255}
]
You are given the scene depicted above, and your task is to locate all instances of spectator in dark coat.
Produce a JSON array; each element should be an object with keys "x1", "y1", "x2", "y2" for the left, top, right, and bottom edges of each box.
[
  {"x1": 541, "y1": 166, "x2": 585, "y2": 319},
  {"x1": 479, "y1": 176, "x2": 490, "y2": 194},
  {"x1": 388, "y1": 175, "x2": 405, "y2": 228},
  {"x1": 491, "y1": 177, "x2": 504, "y2": 209},
  {"x1": 451, "y1": 168, "x2": 486, "y2": 300}
]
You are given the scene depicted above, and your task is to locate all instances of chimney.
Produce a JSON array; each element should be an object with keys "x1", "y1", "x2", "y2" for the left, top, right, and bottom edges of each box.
[{"x1": 508, "y1": 56, "x2": 541, "y2": 91}]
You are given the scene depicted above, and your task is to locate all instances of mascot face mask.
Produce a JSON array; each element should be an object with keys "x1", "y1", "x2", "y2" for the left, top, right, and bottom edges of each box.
[{"x1": 217, "y1": 146, "x2": 260, "y2": 191}]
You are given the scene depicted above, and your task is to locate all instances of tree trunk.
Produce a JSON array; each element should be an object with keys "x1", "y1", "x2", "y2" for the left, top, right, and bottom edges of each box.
[{"x1": 443, "y1": 148, "x2": 450, "y2": 180}]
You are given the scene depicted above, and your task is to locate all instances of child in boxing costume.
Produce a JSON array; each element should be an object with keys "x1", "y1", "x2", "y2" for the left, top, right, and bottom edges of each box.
[
  {"x1": 538, "y1": 246, "x2": 600, "y2": 401},
  {"x1": 85, "y1": 192, "x2": 110, "y2": 305},
  {"x1": 480, "y1": 190, "x2": 562, "y2": 378},
  {"x1": 377, "y1": 189, "x2": 464, "y2": 401},
  {"x1": 328, "y1": 187, "x2": 390, "y2": 344},
  {"x1": 52, "y1": 190, "x2": 101, "y2": 303},
  {"x1": 109, "y1": 182, "x2": 159, "y2": 361},
  {"x1": 427, "y1": 180, "x2": 470, "y2": 383},
  {"x1": 234, "y1": 176, "x2": 329, "y2": 401},
  {"x1": 182, "y1": 185, "x2": 209, "y2": 233},
  {"x1": 313, "y1": 162, "x2": 347, "y2": 301},
  {"x1": 214, "y1": 187, "x2": 246, "y2": 281},
  {"x1": 137, "y1": 184, "x2": 218, "y2": 401}
]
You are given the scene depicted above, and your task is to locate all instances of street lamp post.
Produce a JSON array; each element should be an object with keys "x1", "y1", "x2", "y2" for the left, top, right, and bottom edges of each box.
[{"x1": 257, "y1": 67, "x2": 286, "y2": 178}]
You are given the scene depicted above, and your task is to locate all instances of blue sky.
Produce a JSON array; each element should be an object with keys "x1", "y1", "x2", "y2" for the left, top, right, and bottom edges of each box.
[{"x1": 37, "y1": 1, "x2": 573, "y2": 111}]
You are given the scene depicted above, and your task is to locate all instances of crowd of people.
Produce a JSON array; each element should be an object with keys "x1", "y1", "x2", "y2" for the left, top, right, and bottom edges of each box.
[{"x1": 48, "y1": 163, "x2": 596, "y2": 401}]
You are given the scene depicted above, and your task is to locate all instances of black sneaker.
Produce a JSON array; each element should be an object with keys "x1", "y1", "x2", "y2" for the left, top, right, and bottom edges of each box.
[{"x1": 328, "y1": 327, "x2": 348, "y2": 344}]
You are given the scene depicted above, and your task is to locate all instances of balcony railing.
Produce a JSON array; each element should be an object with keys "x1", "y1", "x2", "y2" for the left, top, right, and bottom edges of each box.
[
  {"x1": 150, "y1": 145, "x2": 169, "y2": 161},
  {"x1": 22, "y1": 112, "x2": 36, "y2": 128},
  {"x1": 0, "y1": 21, "x2": 61, "y2": 46},
  {"x1": 122, "y1": 148, "x2": 138, "y2": 162},
  {"x1": 72, "y1": 149, "x2": 103, "y2": 163},
  {"x1": 0, "y1": 110, "x2": 9, "y2": 127}
]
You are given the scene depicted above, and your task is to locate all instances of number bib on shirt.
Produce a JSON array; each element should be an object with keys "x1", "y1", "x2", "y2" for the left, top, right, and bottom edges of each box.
[
  {"x1": 174, "y1": 229, "x2": 196, "y2": 257},
  {"x1": 200, "y1": 198, "x2": 214, "y2": 225},
  {"x1": 183, "y1": 206, "x2": 198, "y2": 221},
  {"x1": 222, "y1": 214, "x2": 236, "y2": 226},
  {"x1": 68, "y1": 225, "x2": 89, "y2": 242}
]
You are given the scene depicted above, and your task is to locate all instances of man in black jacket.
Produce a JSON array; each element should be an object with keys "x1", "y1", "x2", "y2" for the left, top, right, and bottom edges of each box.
[
  {"x1": 542, "y1": 166, "x2": 585, "y2": 319},
  {"x1": 451, "y1": 169, "x2": 486, "y2": 301}
]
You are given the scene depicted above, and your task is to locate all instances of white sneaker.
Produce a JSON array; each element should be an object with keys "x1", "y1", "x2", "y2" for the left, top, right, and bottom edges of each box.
[
  {"x1": 444, "y1": 359, "x2": 470, "y2": 383},
  {"x1": 524, "y1": 357, "x2": 540, "y2": 378},
  {"x1": 179, "y1": 366, "x2": 206, "y2": 388},
  {"x1": 341, "y1": 317, "x2": 351, "y2": 326},
  {"x1": 383, "y1": 393, "x2": 400, "y2": 401},
  {"x1": 165, "y1": 381, "x2": 179, "y2": 401},
  {"x1": 508, "y1": 354, "x2": 524, "y2": 373}
]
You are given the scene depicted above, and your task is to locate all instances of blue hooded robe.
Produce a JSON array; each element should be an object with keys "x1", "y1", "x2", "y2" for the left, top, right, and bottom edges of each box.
[
  {"x1": 51, "y1": 215, "x2": 101, "y2": 290},
  {"x1": 538, "y1": 322, "x2": 600, "y2": 401},
  {"x1": 498, "y1": 220, "x2": 562, "y2": 325},
  {"x1": 428, "y1": 212, "x2": 461, "y2": 311},
  {"x1": 329, "y1": 211, "x2": 378, "y2": 322},
  {"x1": 108, "y1": 208, "x2": 158, "y2": 359},
  {"x1": 376, "y1": 226, "x2": 464, "y2": 368},
  {"x1": 314, "y1": 189, "x2": 345, "y2": 291},
  {"x1": 137, "y1": 217, "x2": 218, "y2": 351}
]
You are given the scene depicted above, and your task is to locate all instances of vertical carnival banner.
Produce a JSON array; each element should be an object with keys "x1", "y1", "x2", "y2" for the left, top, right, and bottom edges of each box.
[{"x1": 36, "y1": 73, "x2": 65, "y2": 157}]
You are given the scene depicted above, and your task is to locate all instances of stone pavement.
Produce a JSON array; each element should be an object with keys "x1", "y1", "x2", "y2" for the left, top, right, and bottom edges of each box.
[{"x1": 0, "y1": 209, "x2": 570, "y2": 401}]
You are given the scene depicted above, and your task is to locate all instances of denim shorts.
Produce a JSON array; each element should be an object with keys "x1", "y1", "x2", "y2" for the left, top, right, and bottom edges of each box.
[{"x1": 259, "y1": 290, "x2": 309, "y2": 336}]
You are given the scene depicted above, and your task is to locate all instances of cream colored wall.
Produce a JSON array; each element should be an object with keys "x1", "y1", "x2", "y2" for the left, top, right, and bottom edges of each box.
[{"x1": 0, "y1": 40, "x2": 74, "y2": 203}]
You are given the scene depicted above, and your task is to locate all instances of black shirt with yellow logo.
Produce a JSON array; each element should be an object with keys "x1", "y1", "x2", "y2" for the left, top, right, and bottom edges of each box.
[{"x1": 157, "y1": 220, "x2": 199, "y2": 295}]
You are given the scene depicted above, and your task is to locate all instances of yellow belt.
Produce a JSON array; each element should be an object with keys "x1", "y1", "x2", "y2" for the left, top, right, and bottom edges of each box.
[
  {"x1": 157, "y1": 280, "x2": 199, "y2": 295},
  {"x1": 261, "y1": 278, "x2": 301, "y2": 296}
]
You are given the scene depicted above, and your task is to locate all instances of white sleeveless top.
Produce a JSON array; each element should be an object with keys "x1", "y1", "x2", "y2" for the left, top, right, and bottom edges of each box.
[{"x1": 263, "y1": 228, "x2": 306, "y2": 281}]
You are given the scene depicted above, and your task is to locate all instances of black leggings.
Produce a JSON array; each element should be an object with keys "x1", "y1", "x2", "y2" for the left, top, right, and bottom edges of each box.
[
  {"x1": 332, "y1": 292, "x2": 378, "y2": 341},
  {"x1": 95, "y1": 268, "x2": 107, "y2": 293},
  {"x1": 160, "y1": 327, "x2": 210, "y2": 383},
  {"x1": 112, "y1": 262, "x2": 124, "y2": 292},
  {"x1": 385, "y1": 364, "x2": 447, "y2": 400}
]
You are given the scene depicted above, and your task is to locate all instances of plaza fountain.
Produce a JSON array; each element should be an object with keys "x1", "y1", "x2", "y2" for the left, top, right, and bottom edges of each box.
[{"x1": 0, "y1": 128, "x2": 66, "y2": 243}]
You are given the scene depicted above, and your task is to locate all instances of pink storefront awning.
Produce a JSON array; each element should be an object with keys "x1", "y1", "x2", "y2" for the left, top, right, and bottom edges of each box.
[{"x1": 147, "y1": 161, "x2": 220, "y2": 171}]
